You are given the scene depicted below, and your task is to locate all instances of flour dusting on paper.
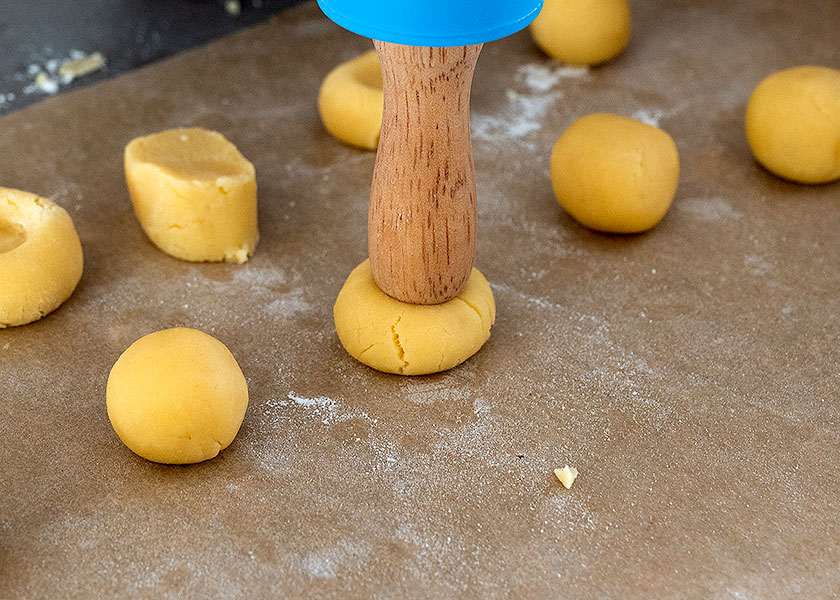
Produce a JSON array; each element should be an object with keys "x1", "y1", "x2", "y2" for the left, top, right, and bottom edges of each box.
[
  {"x1": 676, "y1": 197, "x2": 739, "y2": 222},
  {"x1": 286, "y1": 391, "x2": 373, "y2": 425},
  {"x1": 472, "y1": 90, "x2": 563, "y2": 143},
  {"x1": 471, "y1": 61, "x2": 589, "y2": 145},
  {"x1": 519, "y1": 63, "x2": 589, "y2": 93},
  {"x1": 631, "y1": 101, "x2": 688, "y2": 127}
]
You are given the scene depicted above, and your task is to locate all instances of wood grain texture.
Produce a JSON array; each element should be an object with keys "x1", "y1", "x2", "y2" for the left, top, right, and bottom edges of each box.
[{"x1": 369, "y1": 41, "x2": 482, "y2": 305}]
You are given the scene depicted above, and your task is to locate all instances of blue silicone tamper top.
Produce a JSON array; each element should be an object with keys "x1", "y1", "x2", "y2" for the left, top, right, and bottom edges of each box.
[{"x1": 317, "y1": 0, "x2": 543, "y2": 47}]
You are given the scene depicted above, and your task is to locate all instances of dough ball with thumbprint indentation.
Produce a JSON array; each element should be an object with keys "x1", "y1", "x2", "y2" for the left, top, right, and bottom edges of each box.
[
  {"x1": 124, "y1": 127, "x2": 258, "y2": 263},
  {"x1": 334, "y1": 260, "x2": 495, "y2": 376},
  {"x1": 106, "y1": 328, "x2": 249, "y2": 464},
  {"x1": 530, "y1": 0, "x2": 631, "y2": 66},
  {"x1": 318, "y1": 50, "x2": 383, "y2": 150},
  {"x1": 746, "y1": 66, "x2": 840, "y2": 184},
  {"x1": 550, "y1": 113, "x2": 679, "y2": 234},
  {"x1": 0, "y1": 187, "x2": 83, "y2": 328}
]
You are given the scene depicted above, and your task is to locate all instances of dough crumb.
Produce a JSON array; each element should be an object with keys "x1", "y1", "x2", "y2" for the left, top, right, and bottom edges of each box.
[
  {"x1": 554, "y1": 465, "x2": 579, "y2": 489},
  {"x1": 31, "y1": 72, "x2": 59, "y2": 94},
  {"x1": 22, "y1": 50, "x2": 106, "y2": 95},
  {"x1": 58, "y1": 51, "x2": 106, "y2": 84}
]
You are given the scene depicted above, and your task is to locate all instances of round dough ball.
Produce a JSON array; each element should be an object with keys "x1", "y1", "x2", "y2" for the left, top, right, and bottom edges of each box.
[
  {"x1": 318, "y1": 50, "x2": 383, "y2": 150},
  {"x1": 745, "y1": 66, "x2": 840, "y2": 184},
  {"x1": 0, "y1": 187, "x2": 83, "y2": 328},
  {"x1": 124, "y1": 128, "x2": 258, "y2": 264},
  {"x1": 334, "y1": 260, "x2": 495, "y2": 376},
  {"x1": 550, "y1": 113, "x2": 679, "y2": 234},
  {"x1": 106, "y1": 328, "x2": 249, "y2": 464},
  {"x1": 530, "y1": 0, "x2": 631, "y2": 66}
]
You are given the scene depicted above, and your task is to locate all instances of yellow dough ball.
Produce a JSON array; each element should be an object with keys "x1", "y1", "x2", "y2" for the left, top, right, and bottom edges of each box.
[
  {"x1": 530, "y1": 0, "x2": 631, "y2": 66},
  {"x1": 318, "y1": 50, "x2": 383, "y2": 150},
  {"x1": 0, "y1": 187, "x2": 83, "y2": 328},
  {"x1": 106, "y1": 328, "x2": 249, "y2": 464},
  {"x1": 550, "y1": 113, "x2": 679, "y2": 234},
  {"x1": 334, "y1": 260, "x2": 495, "y2": 376},
  {"x1": 124, "y1": 128, "x2": 258, "y2": 264},
  {"x1": 746, "y1": 66, "x2": 840, "y2": 184}
]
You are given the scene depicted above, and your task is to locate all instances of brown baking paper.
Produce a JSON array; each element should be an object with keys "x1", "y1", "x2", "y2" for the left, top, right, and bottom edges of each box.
[{"x1": 1, "y1": 1, "x2": 838, "y2": 597}]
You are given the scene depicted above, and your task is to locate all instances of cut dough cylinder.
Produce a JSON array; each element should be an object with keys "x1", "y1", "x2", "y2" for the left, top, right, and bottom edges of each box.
[
  {"x1": 334, "y1": 260, "x2": 495, "y2": 376},
  {"x1": 746, "y1": 66, "x2": 840, "y2": 184},
  {"x1": 124, "y1": 128, "x2": 258, "y2": 263},
  {"x1": 0, "y1": 187, "x2": 83, "y2": 328},
  {"x1": 551, "y1": 113, "x2": 679, "y2": 234},
  {"x1": 318, "y1": 50, "x2": 383, "y2": 150},
  {"x1": 106, "y1": 328, "x2": 249, "y2": 464},
  {"x1": 530, "y1": 0, "x2": 631, "y2": 66}
]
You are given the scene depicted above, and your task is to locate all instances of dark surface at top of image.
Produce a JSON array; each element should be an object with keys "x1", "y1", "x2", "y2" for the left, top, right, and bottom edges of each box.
[{"x1": 0, "y1": 0, "x2": 306, "y2": 115}]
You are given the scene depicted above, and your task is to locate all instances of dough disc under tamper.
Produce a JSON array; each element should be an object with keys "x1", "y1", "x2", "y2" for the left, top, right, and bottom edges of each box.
[{"x1": 322, "y1": 0, "x2": 543, "y2": 374}]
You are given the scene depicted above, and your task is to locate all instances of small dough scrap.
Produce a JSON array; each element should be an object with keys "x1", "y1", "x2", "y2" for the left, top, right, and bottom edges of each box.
[
  {"x1": 530, "y1": 0, "x2": 631, "y2": 66},
  {"x1": 551, "y1": 113, "x2": 679, "y2": 233},
  {"x1": 746, "y1": 66, "x2": 840, "y2": 184},
  {"x1": 58, "y1": 51, "x2": 106, "y2": 84},
  {"x1": 124, "y1": 128, "x2": 258, "y2": 263},
  {"x1": 106, "y1": 328, "x2": 249, "y2": 464},
  {"x1": 0, "y1": 187, "x2": 83, "y2": 328},
  {"x1": 334, "y1": 260, "x2": 495, "y2": 376},
  {"x1": 555, "y1": 465, "x2": 578, "y2": 489},
  {"x1": 318, "y1": 50, "x2": 383, "y2": 150}
]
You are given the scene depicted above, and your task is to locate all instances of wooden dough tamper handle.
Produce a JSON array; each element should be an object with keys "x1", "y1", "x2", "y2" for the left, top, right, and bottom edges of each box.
[
  {"x1": 317, "y1": 0, "x2": 544, "y2": 304},
  {"x1": 370, "y1": 41, "x2": 481, "y2": 304}
]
